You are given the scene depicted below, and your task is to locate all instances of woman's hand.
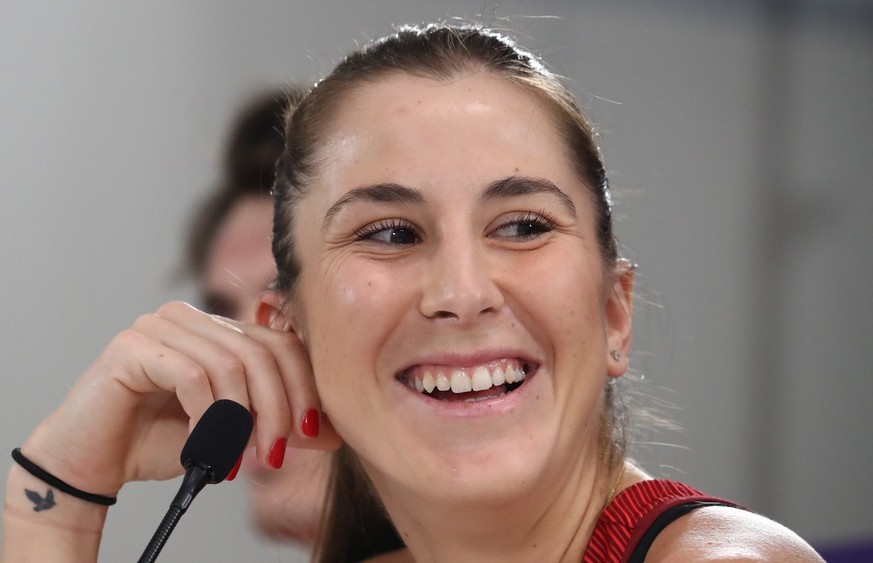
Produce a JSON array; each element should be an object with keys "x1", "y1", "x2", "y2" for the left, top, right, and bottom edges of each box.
[{"x1": 19, "y1": 301, "x2": 339, "y2": 498}]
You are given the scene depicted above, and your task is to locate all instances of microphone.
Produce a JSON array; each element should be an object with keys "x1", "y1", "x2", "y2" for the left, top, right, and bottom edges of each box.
[{"x1": 138, "y1": 399, "x2": 253, "y2": 563}]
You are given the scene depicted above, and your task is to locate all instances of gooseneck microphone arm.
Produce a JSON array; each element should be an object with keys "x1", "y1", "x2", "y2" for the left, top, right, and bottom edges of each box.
[
  {"x1": 138, "y1": 496, "x2": 185, "y2": 563},
  {"x1": 138, "y1": 464, "x2": 209, "y2": 563},
  {"x1": 138, "y1": 400, "x2": 253, "y2": 563}
]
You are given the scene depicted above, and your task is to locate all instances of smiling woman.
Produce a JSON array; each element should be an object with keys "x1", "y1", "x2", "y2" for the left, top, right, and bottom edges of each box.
[
  {"x1": 269, "y1": 53, "x2": 633, "y2": 561},
  {"x1": 2, "y1": 22, "x2": 823, "y2": 563}
]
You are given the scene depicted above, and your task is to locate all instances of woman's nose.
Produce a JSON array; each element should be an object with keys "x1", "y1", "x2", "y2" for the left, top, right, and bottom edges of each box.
[{"x1": 418, "y1": 242, "x2": 505, "y2": 322}]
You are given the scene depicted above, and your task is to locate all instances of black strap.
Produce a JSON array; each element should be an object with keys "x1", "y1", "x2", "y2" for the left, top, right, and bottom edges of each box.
[
  {"x1": 627, "y1": 501, "x2": 727, "y2": 563},
  {"x1": 11, "y1": 448, "x2": 117, "y2": 506}
]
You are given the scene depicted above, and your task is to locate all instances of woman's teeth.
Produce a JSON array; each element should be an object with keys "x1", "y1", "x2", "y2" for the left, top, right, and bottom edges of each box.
[{"x1": 407, "y1": 361, "x2": 528, "y2": 398}]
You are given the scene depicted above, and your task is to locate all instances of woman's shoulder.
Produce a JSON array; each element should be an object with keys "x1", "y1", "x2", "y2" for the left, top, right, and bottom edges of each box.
[{"x1": 645, "y1": 504, "x2": 825, "y2": 562}]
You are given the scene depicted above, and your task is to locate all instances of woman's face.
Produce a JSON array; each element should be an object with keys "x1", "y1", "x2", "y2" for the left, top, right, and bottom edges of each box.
[
  {"x1": 202, "y1": 195, "x2": 275, "y2": 322},
  {"x1": 287, "y1": 72, "x2": 632, "y2": 506}
]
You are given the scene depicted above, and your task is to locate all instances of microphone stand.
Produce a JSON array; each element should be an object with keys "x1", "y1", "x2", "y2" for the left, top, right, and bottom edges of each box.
[{"x1": 138, "y1": 464, "x2": 210, "y2": 563}]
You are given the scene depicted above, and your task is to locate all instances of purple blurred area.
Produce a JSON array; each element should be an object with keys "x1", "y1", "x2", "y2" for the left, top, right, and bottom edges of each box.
[{"x1": 816, "y1": 538, "x2": 873, "y2": 563}]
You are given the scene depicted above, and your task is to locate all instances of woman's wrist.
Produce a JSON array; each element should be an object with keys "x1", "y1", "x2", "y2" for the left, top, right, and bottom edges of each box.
[{"x1": 2, "y1": 462, "x2": 107, "y2": 561}]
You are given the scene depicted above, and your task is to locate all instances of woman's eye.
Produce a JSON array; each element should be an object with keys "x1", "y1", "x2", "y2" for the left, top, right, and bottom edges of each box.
[
  {"x1": 355, "y1": 220, "x2": 421, "y2": 245},
  {"x1": 491, "y1": 213, "x2": 556, "y2": 240}
]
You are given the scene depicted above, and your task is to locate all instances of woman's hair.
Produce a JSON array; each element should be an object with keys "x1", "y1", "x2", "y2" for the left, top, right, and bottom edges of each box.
[{"x1": 270, "y1": 23, "x2": 624, "y2": 561}]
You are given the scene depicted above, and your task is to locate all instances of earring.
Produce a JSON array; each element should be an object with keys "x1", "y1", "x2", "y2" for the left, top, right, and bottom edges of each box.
[{"x1": 610, "y1": 350, "x2": 621, "y2": 361}]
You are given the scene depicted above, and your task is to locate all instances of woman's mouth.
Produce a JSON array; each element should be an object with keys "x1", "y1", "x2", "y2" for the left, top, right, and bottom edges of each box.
[{"x1": 397, "y1": 359, "x2": 535, "y2": 403}]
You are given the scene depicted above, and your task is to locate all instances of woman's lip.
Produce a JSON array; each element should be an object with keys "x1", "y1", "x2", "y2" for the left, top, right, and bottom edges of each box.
[{"x1": 395, "y1": 363, "x2": 540, "y2": 417}]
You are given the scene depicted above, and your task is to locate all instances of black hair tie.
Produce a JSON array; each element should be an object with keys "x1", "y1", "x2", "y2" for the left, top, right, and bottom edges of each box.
[{"x1": 11, "y1": 448, "x2": 117, "y2": 506}]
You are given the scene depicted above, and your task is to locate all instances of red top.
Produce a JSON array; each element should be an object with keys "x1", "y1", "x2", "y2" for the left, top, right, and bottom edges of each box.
[{"x1": 581, "y1": 479, "x2": 744, "y2": 563}]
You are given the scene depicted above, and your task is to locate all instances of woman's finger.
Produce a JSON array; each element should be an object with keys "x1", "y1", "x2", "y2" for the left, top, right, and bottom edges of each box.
[
  {"x1": 146, "y1": 302, "x2": 295, "y2": 461},
  {"x1": 132, "y1": 309, "x2": 251, "y2": 415},
  {"x1": 251, "y1": 324, "x2": 343, "y2": 452}
]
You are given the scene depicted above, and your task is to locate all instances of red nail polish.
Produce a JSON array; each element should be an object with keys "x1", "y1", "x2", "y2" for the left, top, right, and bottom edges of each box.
[
  {"x1": 302, "y1": 409, "x2": 320, "y2": 438},
  {"x1": 268, "y1": 438, "x2": 287, "y2": 469},
  {"x1": 226, "y1": 453, "x2": 243, "y2": 481}
]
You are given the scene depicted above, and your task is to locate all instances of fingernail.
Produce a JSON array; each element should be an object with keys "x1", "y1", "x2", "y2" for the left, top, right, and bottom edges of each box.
[
  {"x1": 226, "y1": 453, "x2": 243, "y2": 481},
  {"x1": 301, "y1": 408, "x2": 320, "y2": 438},
  {"x1": 268, "y1": 438, "x2": 287, "y2": 469}
]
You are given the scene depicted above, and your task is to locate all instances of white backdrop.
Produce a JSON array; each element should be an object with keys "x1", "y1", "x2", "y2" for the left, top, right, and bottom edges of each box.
[{"x1": 2, "y1": 1, "x2": 871, "y2": 560}]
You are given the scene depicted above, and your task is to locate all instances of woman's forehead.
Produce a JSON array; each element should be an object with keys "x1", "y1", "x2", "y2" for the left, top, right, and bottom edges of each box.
[
  {"x1": 340, "y1": 71, "x2": 543, "y2": 124},
  {"x1": 311, "y1": 72, "x2": 573, "y2": 189}
]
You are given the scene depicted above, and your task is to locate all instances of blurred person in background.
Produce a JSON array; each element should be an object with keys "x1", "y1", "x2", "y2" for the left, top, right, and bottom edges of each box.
[{"x1": 183, "y1": 87, "x2": 329, "y2": 548}]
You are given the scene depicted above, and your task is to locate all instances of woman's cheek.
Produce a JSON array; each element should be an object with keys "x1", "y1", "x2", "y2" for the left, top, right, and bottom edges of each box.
[{"x1": 308, "y1": 260, "x2": 406, "y2": 378}]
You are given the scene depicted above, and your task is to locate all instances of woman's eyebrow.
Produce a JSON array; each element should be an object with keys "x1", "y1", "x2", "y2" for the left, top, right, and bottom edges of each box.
[
  {"x1": 322, "y1": 176, "x2": 576, "y2": 230},
  {"x1": 322, "y1": 183, "x2": 425, "y2": 229},
  {"x1": 481, "y1": 176, "x2": 577, "y2": 218}
]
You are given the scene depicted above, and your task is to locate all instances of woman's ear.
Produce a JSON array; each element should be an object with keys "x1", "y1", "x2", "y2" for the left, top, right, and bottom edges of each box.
[
  {"x1": 605, "y1": 259, "x2": 635, "y2": 378},
  {"x1": 256, "y1": 289, "x2": 295, "y2": 331}
]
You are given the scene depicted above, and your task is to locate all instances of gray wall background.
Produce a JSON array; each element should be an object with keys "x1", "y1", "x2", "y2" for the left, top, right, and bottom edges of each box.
[{"x1": 2, "y1": 1, "x2": 870, "y2": 561}]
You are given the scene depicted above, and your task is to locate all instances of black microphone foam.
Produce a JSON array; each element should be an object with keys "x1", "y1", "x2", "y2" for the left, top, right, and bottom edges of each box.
[{"x1": 180, "y1": 399, "x2": 253, "y2": 483}]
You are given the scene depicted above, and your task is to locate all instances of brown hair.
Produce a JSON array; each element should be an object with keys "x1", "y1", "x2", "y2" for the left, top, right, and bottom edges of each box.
[
  {"x1": 184, "y1": 87, "x2": 302, "y2": 280},
  {"x1": 270, "y1": 23, "x2": 624, "y2": 561}
]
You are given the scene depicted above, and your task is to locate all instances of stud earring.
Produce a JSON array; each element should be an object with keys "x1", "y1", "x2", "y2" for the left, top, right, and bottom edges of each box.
[{"x1": 610, "y1": 350, "x2": 621, "y2": 361}]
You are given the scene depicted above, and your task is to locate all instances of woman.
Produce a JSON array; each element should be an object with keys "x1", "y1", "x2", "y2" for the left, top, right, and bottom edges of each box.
[{"x1": 2, "y1": 24, "x2": 822, "y2": 562}]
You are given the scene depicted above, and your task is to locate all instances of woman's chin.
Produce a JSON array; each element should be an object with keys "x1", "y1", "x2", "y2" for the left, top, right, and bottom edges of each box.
[{"x1": 368, "y1": 442, "x2": 552, "y2": 510}]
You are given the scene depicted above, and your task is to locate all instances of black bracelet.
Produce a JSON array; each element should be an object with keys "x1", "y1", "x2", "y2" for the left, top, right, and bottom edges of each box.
[{"x1": 11, "y1": 448, "x2": 117, "y2": 506}]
